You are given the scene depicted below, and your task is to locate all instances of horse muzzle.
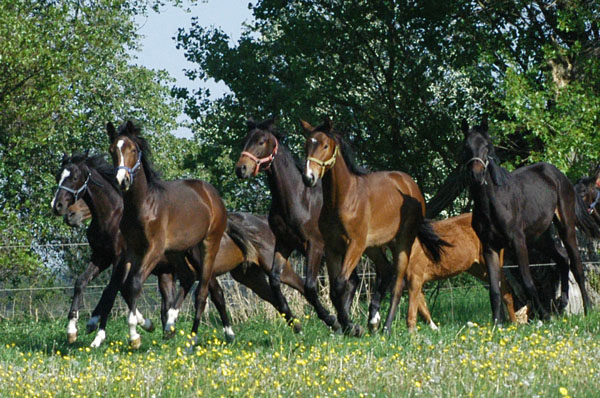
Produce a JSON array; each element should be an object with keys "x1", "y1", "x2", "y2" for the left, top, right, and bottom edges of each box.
[
  {"x1": 235, "y1": 162, "x2": 252, "y2": 179},
  {"x1": 116, "y1": 169, "x2": 131, "y2": 191}
]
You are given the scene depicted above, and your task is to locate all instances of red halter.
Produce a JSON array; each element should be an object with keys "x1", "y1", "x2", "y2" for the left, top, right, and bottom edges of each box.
[{"x1": 240, "y1": 139, "x2": 279, "y2": 176}]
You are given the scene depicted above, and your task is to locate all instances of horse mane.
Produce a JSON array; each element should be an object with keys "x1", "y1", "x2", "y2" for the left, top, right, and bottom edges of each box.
[
  {"x1": 86, "y1": 154, "x2": 121, "y2": 193},
  {"x1": 117, "y1": 122, "x2": 164, "y2": 191},
  {"x1": 327, "y1": 131, "x2": 369, "y2": 176},
  {"x1": 486, "y1": 155, "x2": 511, "y2": 186}
]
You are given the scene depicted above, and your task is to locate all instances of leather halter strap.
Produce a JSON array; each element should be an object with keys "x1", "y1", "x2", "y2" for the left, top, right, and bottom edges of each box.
[
  {"x1": 56, "y1": 173, "x2": 90, "y2": 202},
  {"x1": 240, "y1": 139, "x2": 278, "y2": 176},
  {"x1": 116, "y1": 150, "x2": 142, "y2": 184},
  {"x1": 589, "y1": 189, "x2": 600, "y2": 214},
  {"x1": 466, "y1": 156, "x2": 489, "y2": 185},
  {"x1": 307, "y1": 143, "x2": 339, "y2": 179}
]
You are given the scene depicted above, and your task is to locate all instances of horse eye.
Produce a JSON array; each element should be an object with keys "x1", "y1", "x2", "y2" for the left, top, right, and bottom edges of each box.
[
  {"x1": 324, "y1": 144, "x2": 329, "y2": 150},
  {"x1": 259, "y1": 140, "x2": 265, "y2": 145}
]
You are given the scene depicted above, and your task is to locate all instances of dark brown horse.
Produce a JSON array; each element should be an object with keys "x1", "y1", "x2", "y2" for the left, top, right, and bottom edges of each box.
[
  {"x1": 107, "y1": 120, "x2": 227, "y2": 348},
  {"x1": 575, "y1": 165, "x2": 600, "y2": 225},
  {"x1": 301, "y1": 119, "x2": 449, "y2": 333},
  {"x1": 405, "y1": 213, "x2": 517, "y2": 330},
  {"x1": 52, "y1": 153, "x2": 162, "y2": 346},
  {"x1": 235, "y1": 118, "x2": 394, "y2": 335},
  {"x1": 463, "y1": 119, "x2": 599, "y2": 322}
]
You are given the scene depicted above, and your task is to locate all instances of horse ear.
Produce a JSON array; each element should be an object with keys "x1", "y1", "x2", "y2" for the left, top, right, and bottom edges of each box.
[
  {"x1": 300, "y1": 119, "x2": 314, "y2": 136},
  {"x1": 125, "y1": 120, "x2": 136, "y2": 135},
  {"x1": 259, "y1": 118, "x2": 277, "y2": 133},
  {"x1": 480, "y1": 115, "x2": 489, "y2": 133},
  {"x1": 461, "y1": 119, "x2": 469, "y2": 137},
  {"x1": 106, "y1": 122, "x2": 117, "y2": 141},
  {"x1": 246, "y1": 117, "x2": 256, "y2": 130},
  {"x1": 322, "y1": 117, "x2": 333, "y2": 133},
  {"x1": 61, "y1": 153, "x2": 69, "y2": 165}
]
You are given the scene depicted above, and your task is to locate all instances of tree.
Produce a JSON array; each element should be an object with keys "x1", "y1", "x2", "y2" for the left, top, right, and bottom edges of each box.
[{"x1": 0, "y1": 0, "x2": 184, "y2": 285}]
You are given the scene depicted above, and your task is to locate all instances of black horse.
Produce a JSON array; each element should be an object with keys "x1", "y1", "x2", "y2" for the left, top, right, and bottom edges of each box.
[
  {"x1": 463, "y1": 119, "x2": 600, "y2": 322},
  {"x1": 235, "y1": 118, "x2": 393, "y2": 335},
  {"x1": 575, "y1": 165, "x2": 600, "y2": 226}
]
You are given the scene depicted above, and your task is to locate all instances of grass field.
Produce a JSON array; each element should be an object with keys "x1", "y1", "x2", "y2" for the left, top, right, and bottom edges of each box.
[{"x1": 0, "y1": 284, "x2": 599, "y2": 397}]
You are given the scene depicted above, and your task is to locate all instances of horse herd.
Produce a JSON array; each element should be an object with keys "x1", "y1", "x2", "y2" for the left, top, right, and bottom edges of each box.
[{"x1": 50, "y1": 117, "x2": 600, "y2": 349}]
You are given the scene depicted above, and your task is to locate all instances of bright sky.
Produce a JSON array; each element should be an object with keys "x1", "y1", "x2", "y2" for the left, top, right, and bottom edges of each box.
[{"x1": 132, "y1": 0, "x2": 253, "y2": 137}]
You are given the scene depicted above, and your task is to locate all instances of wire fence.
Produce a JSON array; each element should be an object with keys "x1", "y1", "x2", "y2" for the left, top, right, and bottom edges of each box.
[{"x1": 1, "y1": 241, "x2": 600, "y2": 323}]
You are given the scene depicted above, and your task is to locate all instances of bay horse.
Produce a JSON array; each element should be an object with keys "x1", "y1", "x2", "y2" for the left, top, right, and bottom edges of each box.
[
  {"x1": 463, "y1": 119, "x2": 600, "y2": 322},
  {"x1": 107, "y1": 120, "x2": 227, "y2": 348},
  {"x1": 235, "y1": 118, "x2": 393, "y2": 335},
  {"x1": 405, "y1": 213, "x2": 517, "y2": 330},
  {"x1": 302, "y1": 119, "x2": 450, "y2": 333},
  {"x1": 55, "y1": 152, "x2": 307, "y2": 345}
]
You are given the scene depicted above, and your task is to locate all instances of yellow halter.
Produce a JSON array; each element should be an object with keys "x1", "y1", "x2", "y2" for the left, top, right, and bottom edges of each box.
[{"x1": 307, "y1": 143, "x2": 339, "y2": 179}]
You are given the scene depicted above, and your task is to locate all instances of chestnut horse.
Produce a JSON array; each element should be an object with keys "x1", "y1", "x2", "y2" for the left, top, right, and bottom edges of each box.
[
  {"x1": 405, "y1": 213, "x2": 516, "y2": 330},
  {"x1": 302, "y1": 119, "x2": 449, "y2": 333},
  {"x1": 235, "y1": 118, "x2": 394, "y2": 335},
  {"x1": 463, "y1": 119, "x2": 599, "y2": 322},
  {"x1": 64, "y1": 199, "x2": 91, "y2": 227},
  {"x1": 107, "y1": 120, "x2": 227, "y2": 348}
]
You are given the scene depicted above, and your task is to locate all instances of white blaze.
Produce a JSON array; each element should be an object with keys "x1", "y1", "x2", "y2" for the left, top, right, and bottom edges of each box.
[
  {"x1": 305, "y1": 160, "x2": 314, "y2": 180},
  {"x1": 115, "y1": 140, "x2": 127, "y2": 184},
  {"x1": 51, "y1": 169, "x2": 71, "y2": 208}
]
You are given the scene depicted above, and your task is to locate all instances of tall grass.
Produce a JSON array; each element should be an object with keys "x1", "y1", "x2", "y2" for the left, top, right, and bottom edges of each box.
[{"x1": 1, "y1": 284, "x2": 599, "y2": 397}]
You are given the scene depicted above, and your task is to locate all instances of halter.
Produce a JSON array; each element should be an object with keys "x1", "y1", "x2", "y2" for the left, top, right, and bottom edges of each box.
[
  {"x1": 116, "y1": 150, "x2": 142, "y2": 184},
  {"x1": 466, "y1": 156, "x2": 489, "y2": 185},
  {"x1": 307, "y1": 143, "x2": 339, "y2": 179},
  {"x1": 240, "y1": 139, "x2": 278, "y2": 176},
  {"x1": 589, "y1": 189, "x2": 600, "y2": 214},
  {"x1": 56, "y1": 172, "x2": 90, "y2": 202}
]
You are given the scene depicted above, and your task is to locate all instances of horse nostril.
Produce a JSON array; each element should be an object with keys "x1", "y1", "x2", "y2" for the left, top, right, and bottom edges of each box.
[
  {"x1": 56, "y1": 202, "x2": 63, "y2": 211},
  {"x1": 241, "y1": 164, "x2": 247, "y2": 173}
]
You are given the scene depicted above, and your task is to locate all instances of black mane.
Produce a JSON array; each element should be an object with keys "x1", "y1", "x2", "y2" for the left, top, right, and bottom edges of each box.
[
  {"x1": 320, "y1": 129, "x2": 369, "y2": 176},
  {"x1": 86, "y1": 154, "x2": 121, "y2": 193},
  {"x1": 116, "y1": 122, "x2": 164, "y2": 191}
]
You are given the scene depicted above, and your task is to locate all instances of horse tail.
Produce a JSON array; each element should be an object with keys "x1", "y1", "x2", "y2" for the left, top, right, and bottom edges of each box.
[
  {"x1": 574, "y1": 192, "x2": 600, "y2": 239},
  {"x1": 226, "y1": 213, "x2": 260, "y2": 266},
  {"x1": 417, "y1": 219, "x2": 452, "y2": 262}
]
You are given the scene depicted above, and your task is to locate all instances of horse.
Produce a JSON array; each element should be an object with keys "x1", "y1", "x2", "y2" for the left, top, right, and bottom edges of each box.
[
  {"x1": 107, "y1": 120, "x2": 227, "y2": 348},
  {"x1": 54, "y1": 152, "x2": 306, "y2": 346},
  {"x1": 52, "y1": 152, "x2": 161, "y2": 346},
  {"x1": 405, "y1": 213, "x2": 517, "y2": 330},
  {"x1": 235, "y1": 118, "x2": 394, "y2": 335},
  {"x1": 575, "y1": 165, "x2": 600, "y2": 226},
  {"x1": 301, "y1": 118, "x2": 450, "y2": 333},
  {"x1": 462, "y1": 118, "x2": 600, "y2": 322}
]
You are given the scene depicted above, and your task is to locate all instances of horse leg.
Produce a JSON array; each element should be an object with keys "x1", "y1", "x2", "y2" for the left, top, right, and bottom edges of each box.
[
  {"x1": 67, "y1": 260, "x2": 104, "y2": 344},
  {"x1": 365, "y1": 247, "x2": 393, "y2": 332},
  {"x1": 208, "y1": 277, "x2": 235, "y2": 342},
  {"x1": 189, "y1": 235, "x2": 221, "y2": 345},
  {"x1": 482, "y1": 246, "x2": 505, "y2": 323},
  {"x1": 157, "y1": 272, "x2": 176, "y2": 331},
  {"x1": 267, "y1": 245, "x2": 301, "y2": 332},
  {"x1": 555, "y1": 217, "x2": 592, "y2": 315},
  {"x1": 537, "y1": 230, "x2": 570, "y2": 314},
  {"x1": 512, "y1": 236, "x2": 549, "y2": 320},
  {"x1": 334, "y1": 240, "x2": 366, "y2": 336},
  {"x1": 303, "y1": 240, "x2": 339, "y2": 330},
  {"x1": 416, "y1": 289, "x2": 438, "y2": 330},
  {"x1": 231, "y1": 266, "x2": 277, "y2": 305},
  {"x1": 163, "y1": 268, "x2": 195, "y2": 340},
  {"x1": 383, "y1": 242, "x2": 412, "y2": 334}
]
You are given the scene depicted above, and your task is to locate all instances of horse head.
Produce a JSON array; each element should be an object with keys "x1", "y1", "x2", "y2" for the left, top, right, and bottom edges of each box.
[
  {"x1": 301, "y1": 118, "x2": 339, "y2": 187},
  {"x1": 235, "y1": 117, "x2": 280, "y2": 179},
  {"x1": 51, "y1": 152, "x2": 91, "y2": 216}
]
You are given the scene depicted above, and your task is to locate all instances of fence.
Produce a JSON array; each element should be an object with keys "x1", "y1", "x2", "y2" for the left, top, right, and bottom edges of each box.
[{"x1": 1, "y1": 241, "x2": 600, "y2": 323}]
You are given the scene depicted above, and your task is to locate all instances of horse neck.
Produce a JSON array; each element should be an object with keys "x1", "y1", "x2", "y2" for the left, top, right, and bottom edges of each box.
[
  {"x1": 321, "y1": 152, "x2": 354, "y2": 212},
  {"x1": 83, "y1": 168, "x2": 123, "y2": 232},
  {"x1": 266, "y1": 145, "x2": 314, "y2": 209},
  {"x1": 121, "y1": 164, "x2": 151, "y2": 217}
]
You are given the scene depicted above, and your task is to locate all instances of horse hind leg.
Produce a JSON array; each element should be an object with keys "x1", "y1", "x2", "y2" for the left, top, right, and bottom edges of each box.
[
  {"x1": 365, "y1": 247, "x2": 393, "y2": 332},
  {"x1": 68, "y1": 260, "x2": 103, "y2": 344},
  {"x1": 512, "y1": 236, "x2": 550, "y2": 320},
  {"x1": 268, "y1": 248, "x2": 301, "y2": 333},
  {"x1": 302, "y1": 241, "x2": 340, "y2": 331},
  {"x1": 208, "y1": 277, "x2": 235, "y2": 342}
]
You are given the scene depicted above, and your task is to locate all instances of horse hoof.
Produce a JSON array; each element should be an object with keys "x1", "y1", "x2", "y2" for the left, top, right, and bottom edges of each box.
[
  {"x1": 345, "y1": 324, "x2": 364, "y2": 337},
  {"x1": 129, "y1": 337, "x2": 142, "y2": 350},
  {"x1": 86, "y1": 322, "x2": 98, "y2": 334},
  {"x1": 163, "y1": 327, "x2": 176, "y2": 340},
  {"x1": 331, "y1": 320, "x2": 342, "y2": 333},
  {"x1": 142, "y1": 320, "x2": 155, "y2": 333},
  {"x1": 291, "y1": 319, "x2": 302, "y2": 334},
  {"x1": 67, "y1": 332, "x2": 77, "y2": 344},
  {"x1": 225, "y1": 333, "x2": 235, "y2": 343},
  {"x1": 368, "y1": 320, "x2": 380, "y2": 333}
]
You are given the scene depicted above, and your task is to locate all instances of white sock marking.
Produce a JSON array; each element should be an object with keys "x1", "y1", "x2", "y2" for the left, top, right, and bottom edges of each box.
[
  {"x1": 429, "y1": 320, "x2": 439, "y2": 330},
  {"x1": 165, "y1": 308, "x2": 179, "y2": 332},
  {"x1": 369, "y1": 311, "x2": 381, "y2": 325},
  {"x1": 223, "y1": 326, "x2": 235, "y2": 337},
  {"x1": 67, "y1": 316, "x2": 78, "y2": 335},
  {"x1": 90, "y1": 329, "x2": 106, "y2": 348},
  {"x1": 128, "y1": 311, "x2": 140, "y2": 342}
]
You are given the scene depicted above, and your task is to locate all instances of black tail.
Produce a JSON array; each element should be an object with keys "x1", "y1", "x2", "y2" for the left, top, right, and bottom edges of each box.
[
  {"x1": 574, "y1": 193, "x2": 600, "y2": 239},
  {"x1": 226, "y1": 213, "x2": 260, "y2": 265},
  {"x1": 417, "y1": 219, "x2": 452, "y2": 262}
]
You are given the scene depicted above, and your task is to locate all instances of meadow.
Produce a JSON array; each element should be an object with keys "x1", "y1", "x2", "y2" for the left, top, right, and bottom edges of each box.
[{"x1": 0, "y1": 284, "x2": 599, "y2": 398}]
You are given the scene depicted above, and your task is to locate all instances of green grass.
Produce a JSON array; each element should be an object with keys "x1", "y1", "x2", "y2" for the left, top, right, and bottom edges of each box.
[{"x1": 0, "y1": 285, "x2": 599, "y2": 397}]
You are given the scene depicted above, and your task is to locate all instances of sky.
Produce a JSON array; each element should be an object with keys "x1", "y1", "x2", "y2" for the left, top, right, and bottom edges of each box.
[{"x1": 131, "y1": 0, "x2": 254, "y2": 137}]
